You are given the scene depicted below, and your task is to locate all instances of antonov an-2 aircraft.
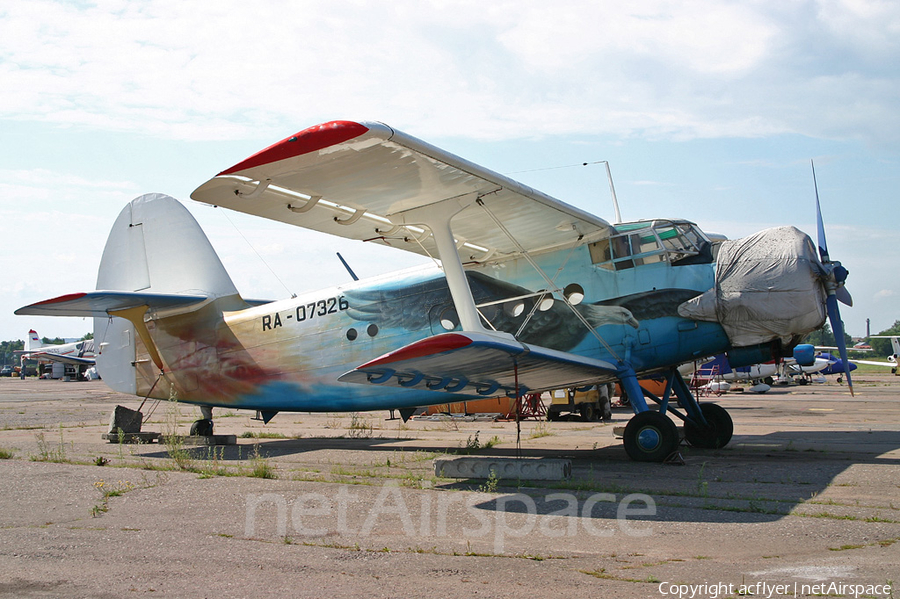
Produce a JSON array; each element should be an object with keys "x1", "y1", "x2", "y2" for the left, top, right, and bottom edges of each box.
[{"x1": 16, "y1": 121, "x2": 854, "y2": 462}]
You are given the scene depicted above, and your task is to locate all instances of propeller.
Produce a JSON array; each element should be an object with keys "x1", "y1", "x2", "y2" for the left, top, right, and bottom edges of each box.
[{"x1": 812, "y1": 160, "x2": 854, "y2": 395}]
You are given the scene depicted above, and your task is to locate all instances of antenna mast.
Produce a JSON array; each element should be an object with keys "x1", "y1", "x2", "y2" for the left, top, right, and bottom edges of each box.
[{"x1": 587, "y1": 161, "x2": 622, "y2": 224}]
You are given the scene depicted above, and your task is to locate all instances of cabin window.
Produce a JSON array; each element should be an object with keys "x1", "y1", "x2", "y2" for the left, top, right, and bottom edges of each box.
[{"x1": 589, "y1": 220, "x2": 711, "y2": 269}]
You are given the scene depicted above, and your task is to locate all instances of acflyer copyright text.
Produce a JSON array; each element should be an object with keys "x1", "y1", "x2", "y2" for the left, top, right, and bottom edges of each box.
[{"x1": 658, "y1": 580, "x2": 892, "y2": 598}]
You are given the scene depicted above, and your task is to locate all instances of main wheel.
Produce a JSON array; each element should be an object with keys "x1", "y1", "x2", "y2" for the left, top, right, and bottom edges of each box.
[
  {"x1": 623, "y1": 411, "x2": 679, "y2": 462},
  {"x1": 684, "y1": 403, "x2": 733, "y2": 449},
  {"x1": 190, "y1": 418, "x2": 214, "y2": 436}
]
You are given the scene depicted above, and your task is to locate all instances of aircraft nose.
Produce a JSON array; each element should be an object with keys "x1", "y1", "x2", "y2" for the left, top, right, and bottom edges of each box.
[{"x1": 677, "y1": 225, "x2": 827, "y2": 348}]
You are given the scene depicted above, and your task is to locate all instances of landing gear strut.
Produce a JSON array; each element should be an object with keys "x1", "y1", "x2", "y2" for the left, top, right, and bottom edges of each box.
[{"x1": 617, "y1": 364, "x2": 734, "y2": 462}]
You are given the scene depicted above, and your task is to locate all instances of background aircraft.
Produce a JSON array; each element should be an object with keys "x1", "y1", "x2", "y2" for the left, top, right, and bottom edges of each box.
[
  {"x1": 852, "y1": 336, "x2": 899, "y2": 374},
  {"x1": 17, "y1": 329, "x2": 96, "y2": 378},
  {"x1": 16, "y1": 121, "x2": 854, "y2": 461}
]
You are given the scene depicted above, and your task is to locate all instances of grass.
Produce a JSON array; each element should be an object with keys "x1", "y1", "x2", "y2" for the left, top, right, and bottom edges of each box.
[
  {"x1": 247, "y1": 444, "x2": 277, "y2": 479},
  {"x1": 528, "y1": 421, "x2": 554, "y2": 439},
  {"x1": 348, "y1": 413, "x2": 374, "y2": 439},
  {"x1": 0, "y1": 447, "x2": 15, "y2": 459},
  {"x1": 31, "y1": 427, "x2": 69, "y2": 463},
  {"x1": 240, "y1": 431, "x2": 288, "y2": 439},
  {"x1": 91, "y1": 479, "x2": 137, "y2": 517},
  {"x1": 454, "y1": 431, "x2": 501, "y2": 455}
]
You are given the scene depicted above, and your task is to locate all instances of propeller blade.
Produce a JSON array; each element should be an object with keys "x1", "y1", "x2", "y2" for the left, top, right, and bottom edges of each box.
[
  {"x1": 826, "y1": 294, "x2": 854, "y2": 396},
  {"x1": 836, "y1": 286, "x2": 853, "y2": 307},
  {"x1": 812, "y1": 160, "x2": 830, "y2": 264}
]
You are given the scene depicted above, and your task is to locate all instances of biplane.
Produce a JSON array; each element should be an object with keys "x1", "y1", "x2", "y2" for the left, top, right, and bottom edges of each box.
[{"x1": 16, "y1": 121, "x2": 853, "y2": 461}]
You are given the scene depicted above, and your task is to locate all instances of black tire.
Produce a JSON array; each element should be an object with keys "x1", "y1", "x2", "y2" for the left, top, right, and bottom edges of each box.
[
  {"x1": 763, "y1": 376, "x2": 774, "y2": 386},
  {"x1": 623, "y1": 411, "x2": 679, "y2": 462},
  {"x1": 190, "y1": 419, "x2": 214, "y2": 436},
  {"x1": 579, "y1": 402, "x2": 597, "y2": 422},
  {"x1": 547, "y1": 409, "x2": 561, "y2": 422},
  {"x1": 684, "y1": 403, "x2": 733, "y2": 449},
  {"x1": 797, "y1": 377, "x2": 808, "y2": 385}
]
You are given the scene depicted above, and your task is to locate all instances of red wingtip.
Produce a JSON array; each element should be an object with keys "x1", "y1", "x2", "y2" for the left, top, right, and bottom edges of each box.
[
  {"x1": 219, "y1": 121, "x2": 370, "y2": 176},
  {"x1": 30, "y1": 292, "x2": 88, "y2": 307},
  {"x1": 360, "y1": 333, "x2": 473, "y2": 368}
]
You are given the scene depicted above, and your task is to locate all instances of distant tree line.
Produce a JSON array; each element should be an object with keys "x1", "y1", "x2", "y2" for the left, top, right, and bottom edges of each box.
[{"x1": 870, "y1": 320, "x2": 900, "y2": 356}]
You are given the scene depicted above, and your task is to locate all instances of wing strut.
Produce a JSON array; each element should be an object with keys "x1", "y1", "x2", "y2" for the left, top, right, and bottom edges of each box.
[
  {"x1": 475, "y1": 198, "x2": 623, "y2": 362},
  {"x1": 392, "y1": 194, "x2": 495, "y2": 335}
]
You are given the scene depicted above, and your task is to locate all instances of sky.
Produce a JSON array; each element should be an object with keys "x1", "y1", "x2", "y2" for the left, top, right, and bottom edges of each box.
[{"x1": 1, "y1": 0, "x2": 897, "y2": 343}]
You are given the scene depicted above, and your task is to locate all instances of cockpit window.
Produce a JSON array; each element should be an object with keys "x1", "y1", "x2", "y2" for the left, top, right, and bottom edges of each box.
[{"x1": 588, "y1": 220, "x2": 712, "y2": 270}]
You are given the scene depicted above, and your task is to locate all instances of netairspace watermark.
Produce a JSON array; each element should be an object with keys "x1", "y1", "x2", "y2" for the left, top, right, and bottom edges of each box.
[
  {"x1": 244, "y1": 482, "x2": 656, "y2": 553},
  {"x1": 658, "y1": 581, "x2": 893, "y2": 599}
]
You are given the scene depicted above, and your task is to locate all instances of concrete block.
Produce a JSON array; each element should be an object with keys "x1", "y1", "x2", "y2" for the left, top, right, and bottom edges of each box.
[
  {"x1": 101, "y1": 432, "x2": 160, "y2": 444},
  {"x1": 160, "y1": 434, "x2": 237, "y2": 446},
  {"x1": 434, "y1": 457, "x2": 571, "y2": 481},
  {"x1": 108, "y1": 405, "x2": 142, "y2": 434}
]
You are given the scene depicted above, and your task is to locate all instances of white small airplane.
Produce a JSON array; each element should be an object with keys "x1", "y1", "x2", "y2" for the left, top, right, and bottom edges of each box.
[
  {"x1": 852, "y1": 336, "x2": 899, "y2": 374},
  {"x1": 680, "y1": 344, "x2": 822, "y2": 394},
  {"x1": 16, "y1": 121, "x2": 854, "y2": 461},
  {"x1": 19, "y1": 329, "x2": 96, "y2": 368}
]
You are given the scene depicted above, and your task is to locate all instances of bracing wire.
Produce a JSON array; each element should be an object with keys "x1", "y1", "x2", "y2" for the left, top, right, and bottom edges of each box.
[{"x1": 218, "y1": 208, "x2": 296, "y2": 298}]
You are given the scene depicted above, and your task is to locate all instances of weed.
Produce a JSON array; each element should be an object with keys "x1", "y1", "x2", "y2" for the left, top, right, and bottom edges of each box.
[
  {"x1": 32, "y1": 427, "x2": 69, "y2": 463},
  {"x1": 240, "y1": 431, "x2": 288, "y2": 439},
  {"x1": 456, "y1": 431, "x2": 499, "y2": 454},
  {"x1": 198, "y1": 446, "x2": 231, "y2": 478},
  {"x1": 164, "y1": 396, "x2": 196, "y2": 471},
  {"x1": 829, "y1": 544, "x2": 864, "y2": 551},
  {"x1": 93, "y1": 456, "x2": 109, "y2": 467},
  {"x1": 528, "y1": 421, "x2": 554, "y2": 439},
  {"x1": 697, "y1": 462, "x2": 709, "y2": 497},
  {"x1": 348, "y1": 413, "x2": 374, "y2": 439},
  {"x1": 0, "y1": 447, "x2": 14, "y2": 460},
  {"x1": 247, "y1": 444, "x2": 277, "y2": 479},
  {"x1": 478, "y1": 470, "x2": 500, "y2": 493},
  {"x1": 91, "y1": 479, "x2": 136, "y2": 517}
]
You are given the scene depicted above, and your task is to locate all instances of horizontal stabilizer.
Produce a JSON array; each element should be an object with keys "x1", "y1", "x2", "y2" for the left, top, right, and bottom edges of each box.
[
  {"x1": 338, "y1": 331, "x2": 618, "y2": 398},
  {"x1": 15, "y1": 291, "x2": 209, "y2": 318}
]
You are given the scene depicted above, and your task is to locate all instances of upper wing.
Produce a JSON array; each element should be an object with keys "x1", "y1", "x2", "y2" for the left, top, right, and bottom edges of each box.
[{"x1": 190, "y1": 121, "x2": 611, "y2": 264}]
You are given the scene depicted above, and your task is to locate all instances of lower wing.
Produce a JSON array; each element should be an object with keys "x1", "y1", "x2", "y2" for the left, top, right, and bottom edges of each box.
[{"x1": 338, "y1": 331, "x2": 618, "y2": 398}]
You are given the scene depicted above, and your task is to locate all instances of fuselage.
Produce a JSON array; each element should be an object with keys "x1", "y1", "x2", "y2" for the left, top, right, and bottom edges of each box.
[{"x1": 132, "y1": 219, "x2": 733, "y2": 412}]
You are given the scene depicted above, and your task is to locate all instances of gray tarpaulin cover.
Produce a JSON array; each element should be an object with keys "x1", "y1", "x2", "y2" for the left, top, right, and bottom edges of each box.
[{"x1": 678, "y1": 226, "x2": 826, "y2": 347}]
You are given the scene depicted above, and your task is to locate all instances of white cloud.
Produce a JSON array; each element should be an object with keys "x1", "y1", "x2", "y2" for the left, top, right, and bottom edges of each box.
[{"x1": 1, "y1": 0, "x2": 898, "y2": 145}]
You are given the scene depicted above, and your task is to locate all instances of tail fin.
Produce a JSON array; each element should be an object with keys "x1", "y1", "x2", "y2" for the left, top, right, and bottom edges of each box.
[
  {"x1": 24, "y1": 329, "x2": 43, "y2": 352},
  {"x1": 96, "y1": 192, "x2": 238, "y2": 298},
  {"x1": 94, "y1": 193, "x2": 241, "y2": 393}
]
